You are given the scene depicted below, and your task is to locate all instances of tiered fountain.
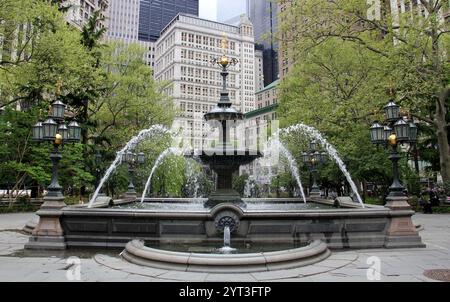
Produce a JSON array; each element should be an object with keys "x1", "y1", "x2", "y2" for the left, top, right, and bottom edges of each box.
[
  {"x1": 199, "y1": 54, "x2": 261, "y2": 208},
  {"x1": 26, "y1": 41, "x2": 424, "y2": 272}
]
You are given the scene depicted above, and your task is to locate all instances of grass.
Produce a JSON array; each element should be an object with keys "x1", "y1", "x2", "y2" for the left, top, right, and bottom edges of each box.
[
  {"x1": 428, "y1": 205, "x2": 450, "y2": 214},
  {"x1": 363, "y1": 197, "x2": 384, "y2": 205}
]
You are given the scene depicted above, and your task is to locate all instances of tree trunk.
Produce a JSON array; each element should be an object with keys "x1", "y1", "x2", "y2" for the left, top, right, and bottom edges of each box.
[{"x1": 435, "y1": 88, "x2": 450, "y2": 189}]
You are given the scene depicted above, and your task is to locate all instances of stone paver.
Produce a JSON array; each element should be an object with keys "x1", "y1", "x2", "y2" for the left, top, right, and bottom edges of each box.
[
  {"x1": 0, "y1": 212, "x2": 449, "y2": 281},
  {"x1": 0, "y1": 212, "x2": 35, "y2": 230}
]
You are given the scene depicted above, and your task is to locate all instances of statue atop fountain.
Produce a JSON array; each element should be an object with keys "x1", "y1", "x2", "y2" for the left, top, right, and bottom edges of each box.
[{"x1": 199, "y1": 39, "x2": 261, "y2": 208}]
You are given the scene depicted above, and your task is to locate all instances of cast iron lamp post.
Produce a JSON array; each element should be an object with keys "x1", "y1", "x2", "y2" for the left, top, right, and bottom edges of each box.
[
  {"x1": 26, "y1": 96, "x2": 81, "y2": 250},
  {"x1": 31, "y1": 101, "x2": 82, "y2": 198},
  {"x1": 369, "y1": 101, "x2": 418, "y2": 198},
  {"x1": 368, "y1": 100, "x2": 424, "y2": 248},
  {"x1": 302, "y1": 141, "x2": 327, "y2": 196},
  {"x1": 122, "y1": 151, "x2": 145, "y2": 196}
]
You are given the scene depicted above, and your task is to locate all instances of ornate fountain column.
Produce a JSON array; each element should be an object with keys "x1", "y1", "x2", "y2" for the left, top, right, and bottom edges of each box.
[{"x1": 200, "y1": 50, "x2": 261, "y2": 208}]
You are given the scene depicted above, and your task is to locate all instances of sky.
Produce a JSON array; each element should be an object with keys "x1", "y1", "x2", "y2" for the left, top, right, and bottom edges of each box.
[{"x1": 199, "y1": 0, "x2": 218, "y2": 21}]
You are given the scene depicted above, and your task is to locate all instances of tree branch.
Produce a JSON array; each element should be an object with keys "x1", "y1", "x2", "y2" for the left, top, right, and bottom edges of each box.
[{"x1": 411, "y1": 113, "x2": 434, "y2": 125}]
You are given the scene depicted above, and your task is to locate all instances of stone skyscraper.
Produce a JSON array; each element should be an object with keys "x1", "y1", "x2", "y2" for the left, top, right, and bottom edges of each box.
[
  {"x1": 154, "y1": 14, "x2": 256, "y2": 149},
  {"x1": 107, "y1": 0, "x2": 199, "y2": 68}
]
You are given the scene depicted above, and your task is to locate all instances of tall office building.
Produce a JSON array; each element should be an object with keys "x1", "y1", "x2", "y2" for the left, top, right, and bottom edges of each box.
[
  {"x1": 277, "y1": 0, "x2": 292, "y2": 80},
  {"x1": 255, "y1": 49, "x2": 264, "y2": 92},
  {"x1": 107, "y1": 0, "x2": 140, "y2": 42},
  {"x1": 154, "y1": 13, "x2": 256, "y2": 149},
  {"x1": 216, "y1": 0, "x2": 248, "y2": 22},
  {"x1": 138, "y1": 0, "x2": 199, "y2": 42},
  {"x1": 107, "y1": 0, "x2": 199, "y2": 67},
  {"x1": 106, "y1": 0, "x2": 155, "y2": 67},
  {"x1": 247, "y1": 0, "x2": 278, "y2": 86}
]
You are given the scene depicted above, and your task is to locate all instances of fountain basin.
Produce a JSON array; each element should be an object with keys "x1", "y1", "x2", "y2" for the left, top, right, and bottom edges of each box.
[
  {"x1": 59, "y1": 199, "x2": 424, "y2": 249},
  {"x1": 121, "y1": 239, "x2": 331, "y2": 273}
]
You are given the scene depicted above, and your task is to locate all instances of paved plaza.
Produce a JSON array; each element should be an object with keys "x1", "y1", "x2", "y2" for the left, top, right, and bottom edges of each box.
[{"x1": 0, "y1": 212, "x2": 449, "y2": 282}]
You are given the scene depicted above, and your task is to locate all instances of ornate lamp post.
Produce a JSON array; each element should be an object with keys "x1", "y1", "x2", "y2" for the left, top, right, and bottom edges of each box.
[
  {"x1": 302, "y1": 141, "x2": 327, "y2": 196},
  {"x1": 122, "y1": 151, "x2": 145, "y2": 197},
  {"x1": 369, "y1": 100, "x2": 424, "y2": 248},
  {"x1": 26, "y1": 91, "x2": 82, "y2": 250},
  {"x1": 369, "y1": 101, "x2": 418, "y2": 200}
]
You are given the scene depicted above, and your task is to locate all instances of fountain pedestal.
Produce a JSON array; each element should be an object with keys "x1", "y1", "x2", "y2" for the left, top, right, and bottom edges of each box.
[
  {"x1": 25, "y1": 150, "x2": 67, "y2": 250},
  {"x1": 25, "y1": 197, "x2": 67, "y2": 250},
  {"x1": 384, "y1": 195, "x2": 425, "y2": 248},
  {"x1": 200, "y1": 148, "x2": 260, "y2": 208}
]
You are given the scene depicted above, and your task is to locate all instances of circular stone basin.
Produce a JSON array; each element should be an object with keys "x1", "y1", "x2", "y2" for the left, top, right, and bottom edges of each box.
[{"x1": 121, "y1": 239, "x2": 331, "y2": 273}]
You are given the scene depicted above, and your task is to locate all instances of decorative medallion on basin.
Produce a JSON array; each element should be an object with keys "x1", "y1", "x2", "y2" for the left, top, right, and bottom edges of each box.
[{"x1": 214, "y1": 210, "x2": 240, "y2": 233}]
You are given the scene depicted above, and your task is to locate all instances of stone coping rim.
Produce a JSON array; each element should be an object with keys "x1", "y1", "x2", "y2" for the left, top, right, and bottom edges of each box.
[
  {"x1": 60, "y1": 207, "x2": 393, "y2": 219},
  {"x1": 121, "y1": 239, "x2": 331, "y2": 272}
]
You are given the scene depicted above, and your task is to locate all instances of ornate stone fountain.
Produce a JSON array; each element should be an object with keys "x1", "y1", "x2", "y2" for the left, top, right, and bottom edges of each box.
[
  {"x1": 199, "y1": 54, "x2": 261, "y2": 208},
  {"x1": 24, "y1": 38, "x2": 424, "y2": 271}
]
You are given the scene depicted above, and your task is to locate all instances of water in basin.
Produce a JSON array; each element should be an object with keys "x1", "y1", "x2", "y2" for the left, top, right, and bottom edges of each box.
[
  {"x1": 113, "y1": 201, "x2": 334, "y2": 212},
  {"x1": 146, "y1": 241, "x2": 309, "y2": 254}
]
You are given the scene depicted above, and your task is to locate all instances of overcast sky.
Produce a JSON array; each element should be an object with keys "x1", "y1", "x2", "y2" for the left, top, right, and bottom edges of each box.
[{"x1": 199, "y1": 0, "x2": 218, "y2": 21}]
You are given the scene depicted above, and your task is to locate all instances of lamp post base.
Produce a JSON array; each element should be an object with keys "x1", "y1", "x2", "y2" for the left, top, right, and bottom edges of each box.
[
  {"x1": 124, "y1": 191, "x2": 137, "y2": 200},
  {"x1": 384, "y1": 195, "x2": 425, "y2": 248},
  {"x1": 24, "y1": 196, "x2": 67, "y2": 250},
  {"x1": 309, "y1": 189, "x2": 321, "y2": 197}
]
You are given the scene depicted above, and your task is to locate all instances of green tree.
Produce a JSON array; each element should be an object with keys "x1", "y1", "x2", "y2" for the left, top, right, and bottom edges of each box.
[
  {"x1": 151, "y1": 155, "x2": 186, "y2": 197},
  {"x1": 90, "y1": 41, "x2": 173, "y2": 150},
  {"x1": 278, "y1": 38, "x2": 393, "y2": 195},
  {"x1": 0, "y1": 106, "x2": 93, "y2": 200},
  {"x1": 233, "y1": 173, "x2": 249, "y2": 196},
  {"x1": 277, "y1": 0, "x2": 449, "y2": 189},
  {"x1": 0, "y1": 0, "x2": 98, "y2": 110}
]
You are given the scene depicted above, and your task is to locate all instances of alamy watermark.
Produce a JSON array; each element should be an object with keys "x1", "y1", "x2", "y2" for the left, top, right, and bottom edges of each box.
[
  {"x1": 366, "y1": 256, "x2": 381, "y2": 281},
  {"x1": 65, "y1": 256, "x2": 81, "y2": 281}
]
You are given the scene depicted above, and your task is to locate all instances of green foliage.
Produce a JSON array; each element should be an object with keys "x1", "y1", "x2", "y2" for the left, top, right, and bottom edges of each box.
[
  {"x1": 430, "y1": 206, "x2": 450, "y2": 214},
  {"x1": 401, "y1": 162, "x2": 421, "y2": 196},
  {"x1": 1, "y1": 0, "x2": 99, "y2": 109},
  {"x1": 60, "y1": 143, "x2": 95, "y2": 190},
  {"x1": 91, "y1": 42, "x2": 173, "y2": 148},
  {"x1": 0, "y1": 1, "x2": 174, "y2": 199},
  {"x1": 270, "y1": 172, "x2": 297, "y2": 197},
  {"x1": 233, "y1": 173, "x2": 249, "y2": 196},
  {"x1": 278, "y1": 39, "x2": 393, "y2": 192},
  {"x1": 0, "y1": 107, "x2": 50, "y2": 192},
  {"x1": 277, "y1": 0, "x2": 450, "y2": 194},
  {"x1": 151, "y1": 155, "x2": 186, "y2": 197},
  {"x1": 443, "y1": 181, "x2": 450, "y2": 195}
]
